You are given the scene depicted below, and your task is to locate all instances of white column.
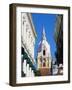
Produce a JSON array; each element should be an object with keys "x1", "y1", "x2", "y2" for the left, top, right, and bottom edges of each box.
[
  {"x1": 33, "y1": 70, "x2": 34, "y2": 77},
  {"x1": 29, "y1": 67, "x2": 32, "y2": 77},
  {"x1": 32, "y1": 70, "x2": 34, "y2": 77},
  {"x1": 23, "y1": 59, "x2": 26, "y2": 74},
  {"x1": 26, "y1": 64, "x2": 30, "y2": 77},
  {"x1": 31, "y1": 70, "x2": 33, "y2": 77}
]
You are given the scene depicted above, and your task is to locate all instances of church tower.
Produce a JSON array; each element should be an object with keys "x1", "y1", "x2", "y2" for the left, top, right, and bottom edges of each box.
[{"x1": 37, "y1": 26, "x2": 52, "y2": 76}]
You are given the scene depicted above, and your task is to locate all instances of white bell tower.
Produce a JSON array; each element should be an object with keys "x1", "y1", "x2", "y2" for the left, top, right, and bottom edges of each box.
[{"x1": 37, "y1": 26, "x2": 52, "y2": 76}]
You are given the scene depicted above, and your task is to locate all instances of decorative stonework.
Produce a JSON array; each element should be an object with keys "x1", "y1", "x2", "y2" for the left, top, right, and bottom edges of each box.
[{"x1": 21, "y1": 13, "x2": 37, "y2": 77}]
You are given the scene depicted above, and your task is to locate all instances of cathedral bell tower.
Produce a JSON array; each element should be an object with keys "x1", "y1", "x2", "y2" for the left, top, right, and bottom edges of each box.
[{"x1": 37, "y1": 26, "x2": 52, "y2": 76}]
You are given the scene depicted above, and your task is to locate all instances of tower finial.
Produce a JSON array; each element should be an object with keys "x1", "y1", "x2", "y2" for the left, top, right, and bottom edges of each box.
[{"x1": 42, "y1": 26, "x2": 46, "y2": 40}]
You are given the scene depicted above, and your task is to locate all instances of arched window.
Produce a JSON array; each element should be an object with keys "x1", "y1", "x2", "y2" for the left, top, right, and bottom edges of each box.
[
  {"x1": 43, "y1": 62, "x2": 46, "y2": 67},
  {"x1": 43, "y1": 50, "x2": 45, "y2": 55}
]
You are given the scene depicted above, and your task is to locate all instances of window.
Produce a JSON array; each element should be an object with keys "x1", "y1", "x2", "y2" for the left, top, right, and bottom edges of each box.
[
  {"x1": 43, "y1": 50, "x2": 45, "y2": 55},
  {"x1": 26, "y1": 24, "x2": 29, "y2": 32},
  {"x1": 43, "y1": 58, "x2": 46, "y2": 67},
  {"x1": 21, "y1": 47, "x2": 24, "y2": 54},
  {"x1": 48, "y1": 60, "x2": 49, "y2": 67},
  {"x1": 43, "y1": 62, "x2": 46, "y2": 67},
  {"x1": 22, "y1": 16, "x2": 26, "y2": 25},
  {"x1": 23, "y1": 16, "x2": 25, "y2": 19},
  {"x1": 40, "y1": 57, "x2": 42, "y2": 67},
  {"x1": 23, "y1": 21, "x2": 24, "y2": 25}
]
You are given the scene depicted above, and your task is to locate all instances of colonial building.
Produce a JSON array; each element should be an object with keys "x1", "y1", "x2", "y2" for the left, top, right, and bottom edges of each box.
[
  {"x1": 21, "y1": 13, "x2": 37, "y2": 77},
  {"x1": 37, "y1": 27, "x2": 52, "y2": 76}
]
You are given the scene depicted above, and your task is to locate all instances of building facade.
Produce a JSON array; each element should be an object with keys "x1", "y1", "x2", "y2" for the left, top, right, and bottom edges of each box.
[
  {"x1": 54, "y1": 15, "x2": 63, "y2": 75},
  {"x1": 37, "y1": 27, "x2": 52, "y2": 76},
  {"x1": 54, "y1": 15, "x2": 63, "y2": 65},
  {"x1": 21, "y1": 13, "x2": 37, "y2": 77}
]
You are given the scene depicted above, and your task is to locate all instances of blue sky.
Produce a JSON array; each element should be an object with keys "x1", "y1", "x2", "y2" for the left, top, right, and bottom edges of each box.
[{"x1": 32, "y1": 13, "x2": 57, "y2": 59}]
